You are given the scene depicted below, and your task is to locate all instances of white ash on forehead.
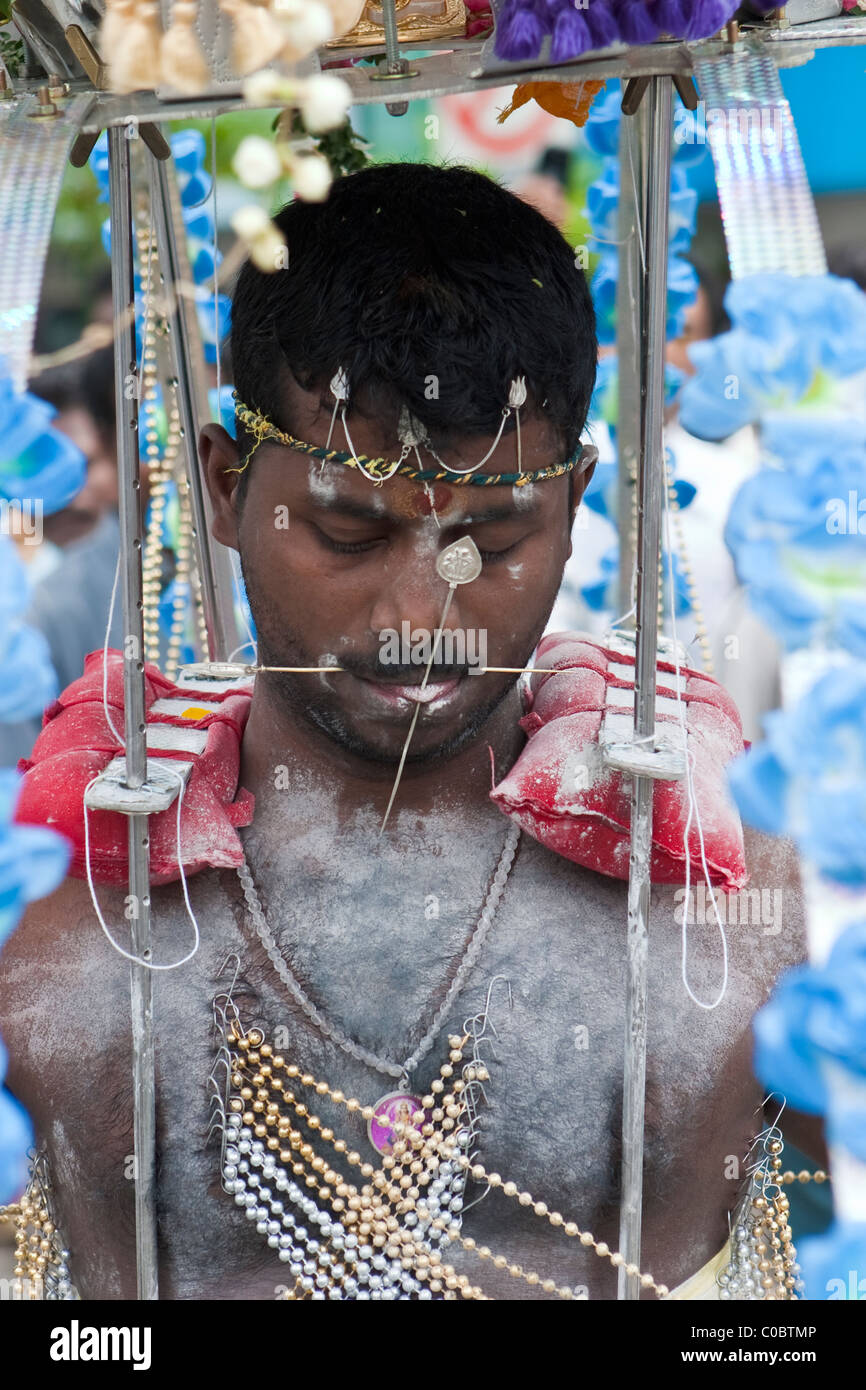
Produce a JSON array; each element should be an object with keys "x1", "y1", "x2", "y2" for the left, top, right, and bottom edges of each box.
[
  {"x1": 307, "y1": 458, "x2": 337, "y2": 502},
  {"x1": 512, "y1": 482, "x2": 535, "y2": 510}
]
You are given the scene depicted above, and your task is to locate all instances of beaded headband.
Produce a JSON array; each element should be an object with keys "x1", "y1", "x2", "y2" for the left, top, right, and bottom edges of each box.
[{"x1": 231, "y1": 397, "x2": 596, "y2": 489}]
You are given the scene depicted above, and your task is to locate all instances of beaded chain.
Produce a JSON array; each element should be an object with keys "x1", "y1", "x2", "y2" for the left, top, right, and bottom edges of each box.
[
  {"x1": 214, "y1": 1012, "x2": 671, "y2": 1300},
  {"x1": 235, "y1": 822, "x2": 521, "y2": 1084},
  {"x1": 138, "y1": 205, "x2": 183, "y2": 672},
  {"x1": 137, "y1": 176, "x2": 207, "y2": 679},
  {"x1": 0, "y1": 1152, "x2": 76, "y2": 1300},
  {"x1": 716, "y1": 1130, "x2": 815, "y2": 1300}
]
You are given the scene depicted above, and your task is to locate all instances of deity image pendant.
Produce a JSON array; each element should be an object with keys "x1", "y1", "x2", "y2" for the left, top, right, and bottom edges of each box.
[{"x1": 367, "y1": 1091, "x2": 424, "y2": 1156}]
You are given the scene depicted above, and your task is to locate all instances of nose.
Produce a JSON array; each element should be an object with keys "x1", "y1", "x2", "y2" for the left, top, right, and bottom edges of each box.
[{"x1": 366, "y1": 532, "x2": 467, "y2": 641}]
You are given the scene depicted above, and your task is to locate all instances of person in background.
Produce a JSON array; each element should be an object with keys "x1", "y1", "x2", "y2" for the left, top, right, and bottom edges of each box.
[
  {"x1": 0, "y1": 346, "x2": 123, "y2": 767},
  {"x1": 513, "y1": 147, "x2": 571, "y2": 232}
]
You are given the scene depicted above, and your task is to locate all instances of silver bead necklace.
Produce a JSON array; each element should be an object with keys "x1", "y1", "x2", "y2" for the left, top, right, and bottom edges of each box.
[{"x1": 235, "y1": 820, "x2": 521, "y2": 1086}]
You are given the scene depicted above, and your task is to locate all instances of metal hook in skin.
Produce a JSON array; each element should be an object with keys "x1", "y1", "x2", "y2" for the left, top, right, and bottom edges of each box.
[
  {"x1": 216, "y1": 950, "x2": 241, "y2": 996},
  {"x1": 757, "y1": 1091, "x2": 787, "y2": 1135}
]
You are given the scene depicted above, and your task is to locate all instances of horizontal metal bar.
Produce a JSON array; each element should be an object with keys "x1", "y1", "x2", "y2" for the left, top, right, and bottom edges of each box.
[{"x1": 4, "y1": 13, "x2": 860, "y2": 129}]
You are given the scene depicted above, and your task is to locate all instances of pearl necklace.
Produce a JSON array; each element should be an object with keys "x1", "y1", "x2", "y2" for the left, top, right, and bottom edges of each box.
[
  {"x1": 235, "y1": 820, "x2": 521, "y2": 1087},
  {"x1": 213, "y1": 1012, "x2": 672, "y2": 1300}
]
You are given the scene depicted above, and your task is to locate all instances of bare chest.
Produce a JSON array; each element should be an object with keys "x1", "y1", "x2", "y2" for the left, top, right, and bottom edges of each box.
[{"x1": 46, "y1": 837, "x2": 768, "y2": 1299}]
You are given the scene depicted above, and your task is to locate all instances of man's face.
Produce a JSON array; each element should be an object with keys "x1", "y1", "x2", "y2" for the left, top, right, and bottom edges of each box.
[{"x1": 203, "y1": 373, "x2": 587, "y2": 767}]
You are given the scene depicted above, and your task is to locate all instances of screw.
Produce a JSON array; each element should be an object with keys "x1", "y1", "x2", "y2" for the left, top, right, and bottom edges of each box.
[{"x1": 28, "y1": 85, "x2": 59, "y2": 118}]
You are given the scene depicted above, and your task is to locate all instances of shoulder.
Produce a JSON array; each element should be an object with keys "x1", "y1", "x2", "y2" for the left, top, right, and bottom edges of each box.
[{"x1": 0, "y1": 875, "x2": 129, "y2": 1099}]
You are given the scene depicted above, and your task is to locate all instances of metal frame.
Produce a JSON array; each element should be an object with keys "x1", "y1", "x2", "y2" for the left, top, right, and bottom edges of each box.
[
  {"x1": 107, "y1": 125, "x2": 159, "y2": 1300},
  {"x1": 65, "y1": 3, "x2": 866, "y2": 1301}
]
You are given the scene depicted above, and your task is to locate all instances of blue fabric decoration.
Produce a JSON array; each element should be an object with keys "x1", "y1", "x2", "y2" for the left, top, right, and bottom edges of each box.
[
  {"x1": 210, "y1": 385, "x2": 237, "y2": 439},
  {"x1": 681, "y1": 273, "x2": 866, "y2": 441},
  {"x1": 0, "y1": 1039, "x2": 32, "y2": 1205},
  {"x1": 728, "y1": 665, "x2": 866, "y2": 887},
  {"x1": 0, "y1": 361, "x2": 86, "y2": 513},
  {"x1": 0, "y1": 769, "x2": 70, "y2": 941},
  {"x1": 799, "y1": 1222, "x2": 866, "y2": 1301},
  {"x1": 754, "y1": 921, "x2": 866, "y2": 1118},
  {"x1": 723, "y1": 444, "x2": 866, "y2": 655}
]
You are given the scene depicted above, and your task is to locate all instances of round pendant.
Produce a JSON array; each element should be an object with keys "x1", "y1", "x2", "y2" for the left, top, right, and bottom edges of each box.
[{"x1": 367, "y1": 1091, "x2": 424, "y2": 1156}]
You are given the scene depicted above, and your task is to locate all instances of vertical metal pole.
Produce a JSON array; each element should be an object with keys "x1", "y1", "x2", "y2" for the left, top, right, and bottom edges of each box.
[
  {"x1": 108, "y1": 126, "x2": 159, "y2": 1301},
  {"x1": 617, "y1": 76, "x2": 672, "y2": 1302},
  {"x1": 615, "y1": 99, "x2": 648, "y2": 618},
  {"x1": 151, "y1": 147, "x2": 241, "y2": 662}
]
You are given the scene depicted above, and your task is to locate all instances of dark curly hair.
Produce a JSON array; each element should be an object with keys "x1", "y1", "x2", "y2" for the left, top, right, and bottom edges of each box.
[{"x1": 229, "y1": 160, "x2": 597, "y2": 499}]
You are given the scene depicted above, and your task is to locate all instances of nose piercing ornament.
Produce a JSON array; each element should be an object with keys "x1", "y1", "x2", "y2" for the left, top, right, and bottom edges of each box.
[{"x1": 379, "y1": 535, "x2": 483, "y2": 836}]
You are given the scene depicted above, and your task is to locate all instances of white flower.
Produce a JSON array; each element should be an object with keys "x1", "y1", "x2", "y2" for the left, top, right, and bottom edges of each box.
[
  {"x1": 232, "y1": 136, "x2": 283, "y2": 190},
  {"x1": 231, "y1": 204, "x2": 271, "y2": 241},
  {"x1": 278, "y1": 0, "x2": 334, "y2": 50},
  {"x1": 290, "y1": 152, "x2": 332, "y2": 202},
  {"x1": 242, "y1": 70, "x2": 296, "y2": 107},
  {"x1": 231, "y1": 204, "x2": 287, "y2": 273},
  {"x1": 299, "y1": 73, "x2": 351, "y2": 133}
]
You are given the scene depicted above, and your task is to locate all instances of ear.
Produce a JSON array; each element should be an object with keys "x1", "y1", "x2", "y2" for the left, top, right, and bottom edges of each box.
[
  {"x1": 565, "y1": 451, "x2": 596, "y2": 560},
  {"x1": 199, "y1": 424, "x2": 243, "y2": 551}
]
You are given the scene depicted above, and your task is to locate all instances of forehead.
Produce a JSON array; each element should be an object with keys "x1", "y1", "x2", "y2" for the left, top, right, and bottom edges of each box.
[
  {"x1": 257, "y1": 445, "x2": 552, "y2": 524},
  {"x1": 248, "y1": 364, "x2": 565, "y2": 520}
]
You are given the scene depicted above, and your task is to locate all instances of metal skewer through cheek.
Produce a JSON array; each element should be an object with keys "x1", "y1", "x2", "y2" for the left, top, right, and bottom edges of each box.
[{"x1": 379, "y1": 536, "x2": 483, "y2": 836}]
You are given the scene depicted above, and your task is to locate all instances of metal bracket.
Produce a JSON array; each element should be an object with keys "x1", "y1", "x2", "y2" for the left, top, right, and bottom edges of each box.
[
  {"x1": 602, "y1": 738, "x2": 686, "y2": 780},
  {"x1": 83, "y1": 756, "x2": 193, "y2": 814},
  {"x1": 176, "y1": 661, "x2": 254, "y2": 691},
  {"x1": 65, "y1": 25, "x2": 171, "y2": 167}
]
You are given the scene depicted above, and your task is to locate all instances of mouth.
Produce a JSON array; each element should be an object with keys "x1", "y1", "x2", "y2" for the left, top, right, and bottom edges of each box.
[{"x1": 355, "y1": 674, "x2": 464, "y2": 712}]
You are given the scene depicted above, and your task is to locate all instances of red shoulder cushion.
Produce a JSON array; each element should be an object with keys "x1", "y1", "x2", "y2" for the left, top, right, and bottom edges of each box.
[
  {"x1": 490, "y1": 632, "x2": 747, "y2": 889},
  {"x1": 14, "y1": 649, "x2": 254, "y2": 885}
]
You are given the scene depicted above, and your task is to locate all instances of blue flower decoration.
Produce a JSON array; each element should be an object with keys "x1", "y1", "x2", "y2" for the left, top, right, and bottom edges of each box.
[
  {"x1": 681, "y1": 273, "x2": 866, "y2": 441},
  {"x1": 581, "y1": 545, "x2": 618, "y2": 612},
  {"x1": 584, "y1": 87, "x2": 622, "y2": 158},
  {"x1": 0, "y1": 539, "x2": 57, "y2": 723},
  {"x1": 585, "y1": 157, "x2": 619, "y2": 243},
  {"x1": 724, "y1": 446, "x2": 866, "y2": 655},
  {"x1": 171, "y1": 129, "x2": 212, "y2": 209},
  {"x1": 196, "y1": 288, "x2": 231, "y2": 366},
  {"x1": 0, "y1": 769, "x2": 70, "y2": 944},
  {"x1": 754, "y1": 920, "x2": 866, "y2": 1122},
  {"x1": 0, "y1": 360, "x2": 86, "y2": 514},
  {"x1": 209, "y1": 385, "x2": 237, "y2": 438},
  {"x1": 0, "y1": 1037, "x2": 32, "y2": 1204},
  {"x1": 728, "y1": 665, "x2": 866, "y2": 885},
  {"x1": 668, "y1": 167, "x2": 698, "y2": 255},
  {"x1": 799, "y1": 1222, "x2": 866, "y2": 1301},
  {"x1": 761, "y1": 411, "x2": 866, "y2": 478}
]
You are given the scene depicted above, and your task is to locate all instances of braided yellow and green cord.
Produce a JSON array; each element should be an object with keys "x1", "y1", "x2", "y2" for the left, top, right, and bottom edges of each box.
[{"x1": 232, "y1": 398, "x2": 591, "y2": 488}]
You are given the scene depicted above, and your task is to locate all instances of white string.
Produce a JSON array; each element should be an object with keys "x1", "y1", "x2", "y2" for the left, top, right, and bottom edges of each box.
[
  {"x1": 609, "y1": 602, "x2": 637, "y2": 631},
  {"x1": 625, "y1": 133, "x2": 647, "y2": 277},
  {"x1": 661, "y1": 451, "x2": 729, "y2": 1010},
  {"x1": 83, "y1": 763, "x2": 201, "y2": 971},
  {"x1": 93, "y1": 545, "x2": 201, "y2": 970},
  {"x1": 102, "y1": 550, "x2": 124, "y2": 746}
]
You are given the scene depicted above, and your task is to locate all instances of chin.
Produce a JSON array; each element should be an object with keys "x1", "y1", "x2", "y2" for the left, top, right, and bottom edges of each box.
[{"x1": 306, "y1": 687, "x2": 513, "y2": 768}]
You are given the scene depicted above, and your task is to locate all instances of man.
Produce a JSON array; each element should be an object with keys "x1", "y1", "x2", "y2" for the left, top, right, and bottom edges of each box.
[{"x1": 0, "y1": 162, "x2": 816, "y2": 1300}]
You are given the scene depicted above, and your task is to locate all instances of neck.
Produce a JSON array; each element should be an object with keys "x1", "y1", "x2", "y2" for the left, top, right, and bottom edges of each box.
[{"x1": 239, "y1": 675, "x2": 526, "y2": 832}]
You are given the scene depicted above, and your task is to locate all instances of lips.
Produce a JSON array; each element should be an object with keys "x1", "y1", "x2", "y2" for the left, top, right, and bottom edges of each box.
[{"x1": 356, "y1": 675, "x2": 462, "y2": 711}]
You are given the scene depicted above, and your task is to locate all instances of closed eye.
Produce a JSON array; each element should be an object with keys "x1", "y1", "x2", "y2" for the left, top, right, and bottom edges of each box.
[
  {"x1": 313, "y1": 525, "x2": 385, "y2": 555},
  {"x1": 476, "y1": 543, "x2": 519, "y2": 564}
]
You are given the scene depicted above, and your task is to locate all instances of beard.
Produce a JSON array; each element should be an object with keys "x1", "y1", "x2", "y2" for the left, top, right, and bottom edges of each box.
[{"x1": 240, "y1": 555, "x2": 521, "y2": 768}]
